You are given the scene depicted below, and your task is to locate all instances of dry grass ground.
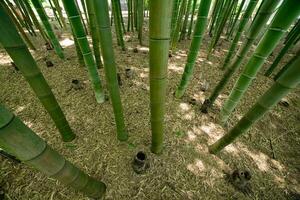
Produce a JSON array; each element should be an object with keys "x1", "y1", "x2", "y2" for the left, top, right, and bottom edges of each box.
[{"x1": 0, "y1": 20, "x2": 299, "y2": 200}]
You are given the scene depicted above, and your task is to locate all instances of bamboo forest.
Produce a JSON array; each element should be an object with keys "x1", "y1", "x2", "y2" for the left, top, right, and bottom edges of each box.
[{"x1": 0, "y1": 0, "x2": 300, "y2": 199}]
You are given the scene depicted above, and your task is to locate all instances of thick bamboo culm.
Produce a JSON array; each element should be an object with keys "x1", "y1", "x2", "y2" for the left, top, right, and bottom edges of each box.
[
  {"x1": 0, "y1": 105, "x2": 106, "y2": 199},
  {"x1": 31, "y1": 0, "x2": 65, "y2": 58},
  {"x1": 94, "y1": 0, "x2": 128, "y2": 141},
  {"x1": 220, "y1": 0, "x2": 300, "y2": 123},
  {"x1": 0, "y1": 3, "x2": 75, "y2": 142},
  {"x1": 149, "y1": 0, "x2": 173, "y2": 154}
]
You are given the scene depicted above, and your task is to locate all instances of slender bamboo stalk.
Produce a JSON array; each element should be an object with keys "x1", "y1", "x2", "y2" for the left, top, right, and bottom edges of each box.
[
  {"x1": 15, "y1": 0, "x2": 36, "y2": 36},
  {"x1": 200, "y1": 0, "x2": 280, "y2": 113},
  {"x1": 79, "y1": 0, "x2": 89, "y2": 29},
  {"x1": 284, "y1": 19, "x2": 300, "y2": 44},
  {"x1": 5, "y1": 0, "x2": 33, "y2": 37},
  {"x1": 74, "y1": 0, "x2": 88, "y2": 34},
  {"x1": 0, "y1": 1, "x2": 36, "y2": 50},
  {"x1": 31, "y1": 0, "x2": 64, "y2": 59},
  {"x1": 208, "y1": 0, "x2": 223, "y2": 37},
  {"x1": 222, "y1": 0, "x2": 258, "y2": 70},
  {"x1": 228, "y1": 0, "x2": 246, "y2": 39},
  {"x1": 171, "y1": 0, "x2": 187, "y2": 51},
  {"x1": 116, "y1": 0, "x2": 126, "y2": 33},
  {"x1": 264, "y1": 20, "x2": 300, "y2": 77},
  {"x1": 137, "y1": 0, "x2": 144, "y2": 45},
  {"x1": 175, "y1": 0, "x2": 212, "y2": 99},
  {"x1": 207, "y1": 0, "x2": 235, "y2": 58},
  {"x1": 61, "y1": 0, "x2": 105, "y2": 103},
  {"x1": 180, "y1": 0, "x2": 192, "y2": 40},
  {"x1": 0, "y1": 105, "x2": 106, "y2": 198},
  {"x1": 220, "y1": 0, "x2": 300, "y2": 123},
  {"x1": 48, "y1": 0, "x2": 63, "y2": 28},
  {"x1": 52, "y1": 0, "x2": 67, "y2": 28},
  {"x1": 86, "y1": 0, "x2": 103, "y2": 69},
  {"x1": 225, "y1": 0, "x2": 238, "y2": 36},
  {"x1": 149, "y1": 0, "x2": 173, "y2": 154},
  {"x1": 273, "y1": 48, "x2": 300, "y2": 81},
  {"x1": 209, "y1": 54, "x2": 300, "y2": 154},
  {"x1": 0, "y1": 4, "x2": 75, "y2": 142},
  {"x1": 22, "y1": 0, "x2": 50, "y2": 44},
  {"x1": 112, "y1": 0, "x2": 126, "y2": 50},
  {"x1": 187, "y1": 0, "x2": 197, "y2": 39},
  {"x1": 94, "y1": 0, "x2": 128, "y2": 141},
  {"x1": 127, "y1": 0, "x2": 131, "y2": 32},
  {"x1": 170, "y1": 0, "x2": 180, "y2": 38}
]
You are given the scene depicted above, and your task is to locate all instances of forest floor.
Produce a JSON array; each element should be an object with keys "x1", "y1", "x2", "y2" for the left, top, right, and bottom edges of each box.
[{"x1": 0, "y1": 19, "x2": 300, "y2": 200}]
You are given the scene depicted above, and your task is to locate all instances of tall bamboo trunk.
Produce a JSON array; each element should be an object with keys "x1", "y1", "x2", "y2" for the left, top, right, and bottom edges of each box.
[
  {"x1": 61, "y1": 0, "x2": 105, "y2": 103},
  {"x1": 220, "y1": 0, "x2": 300, "y2": 123},
  {"x1": 200, "y1": 0, "x2": 280, "y2": 113},
  {"x1": 0, "y1": 1, "x2": 36, "y2": 50},
  {"x1": 31, "y1": 0, "x2": 65, "y2": 59},
  {"x1": 0, "y1": 4, "x2": 75, "y2": 142},
  {"x1": 175, "y1": 0, "x2": 212, "y2": 99},
  {"x1": 171, "y1": 0, "x2": 187, "y2": 51},
  {"x1": 228, "y1": 0, "x2": 247, "y2": 39},
  {"x1": 94, "y1": 0, "x2": 128, "y2": 141},
  {"x1": 209, "y1": 53, "x2": 300, "y2": 154},
  {"x1": 0, "y1": 105, "x2": 106, "y2": 198},
  {"x1": 112, "y1": 0, "x2": 126, "y2": 50},
  {"x1": 187, "y1": 0, "x2": 197, "y2": 39},
  {"x1": 149, "y1": 0, "x2": 173, "y2": 154},
  {"x1": 86, "y1": 0, "x2": 103, "y2": 68}
]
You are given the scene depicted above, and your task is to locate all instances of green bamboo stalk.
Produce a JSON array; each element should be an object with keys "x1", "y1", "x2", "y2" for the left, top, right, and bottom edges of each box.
[
  {"x1": 0, "y1": 1, "x2": 36, "y2": 50},
  {"x1": 79, "y1": 0, "x2": 89, "y2": 29},
  {"x1": 0, "y1": 4, "x2": 75, "y2": 142},
  {"x1": 31, "y1": 0, "x2": 64, "y2": 59},
  {"x1": 130, "y1": 0, "x2": 134, "y2": 31},
  {"x1": 94, "y1": 0, "x2": 128, "y2": 141},
  {"x1": 273, "y1": 48, "x2": 300, "y2": 81},
  {"x1": 200, "y1": 0, "x2": 280, "y2": 113},
  {"x1": 208, "y1": 0, "x2": 223, "y2": 37},
  {"x1": 209, "y1": 53, "x2": 300, "y2": 154},
  {"x1": 127, "y1": 0, "x2": 131, "y2": 32},
  {"x1": 171, "y1": 0, "x2": 187, "y2": 51},
  {"x1": 220, "y1": 0, "x2": 300, "y2": 123},
  {"x1": 222, "y1": 0, "x2": 258, "y2": 70},
  {"x1": 0, "y1": 105, "x2": 106, "y2": 198},
  {"x1": 149, "y1": 0, "x2": 173, "y2": 154},
  {"x1": 187, "y1": 0, "x2": 197, "y2": 39},
  {"x1": 207, "y1": 0, "x2": 235, "y2": 58},
  {"x1": 137, "y1": 0, "x2": 144, "y2": 45},
  {"x1": 264, "y1": 20, "x2": 300, "y2": 77},
  {"x1": 5, "y1": 0, "x2": 33, "y2": 37},
  {"x1": 134, "y1": 0, "x2": 137, "y2": 30},
  {"x1": 74, "y1": 0, "x2": 88, "y2": 34},
  {"x1": 61, "y1": 0, "x2": 105, "y2": 103},
  {"x1": 228, "y1": 0, "x2": 246, "y2": 39},
  {"x1": 112, "y1": 0, "x2": 126, "y2": 50},
  {"x1": 180, "y1": 0, "x2": 192, "y2": 40},
  {"x1": 284, "y1": 19, "x2": 300, "y2": 44},
  {"x1": 22, "y1": 0, "x2": 50, "y2": 44},
  {"x1": 71, "y1": 27, "x2": 85, "y2": 67},
  {"x1": 171, "y1": 0, "x2": 180, "y2": 38},
  {"x1": 52, "y1": 0, "x2": 67, "y2": 28},
  {"x1": 225, "y1": 0, "x2": 238, "y2": 36},
  {"x1": 116, "y1": 0, "x2": 126, "y2": 34},
  {"x1": 14, "y1": 0, "x2": 36, "y2": 36},
  {"x1": 86, "y1": 0, "x2": 103, "y2": 69},
  {"x1": 175, "y1": 0, "x2": 212, "y2": 99},
  {"x1": 48, "y1": 0, "x2": 63, "y2": 28}
]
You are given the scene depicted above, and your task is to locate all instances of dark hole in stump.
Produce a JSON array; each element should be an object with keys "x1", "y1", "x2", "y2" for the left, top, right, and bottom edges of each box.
[
  {"x1": 72, "y1": 79, "x2": 79, "y2": 84},
  {"x1": 137, "y1": 151, "x2": 146, "y2": 161},
  {"x1": 188, "y1": 98, "x2": 197, "y2": 105},
  {"x1": 125, "y1": 68, "x2": 133, "y2": 78},
  {"x1": 46, "y1": 61, "x2": 54, "y2": 68},
  {"x1": 133, "y1": 47, "x2": 138, "y2": 53}
]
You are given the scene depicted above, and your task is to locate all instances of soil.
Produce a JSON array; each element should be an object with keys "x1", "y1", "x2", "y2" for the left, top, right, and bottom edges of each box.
[{"x1": 0, "y1": 19, "x2": 299, "y2": 200}]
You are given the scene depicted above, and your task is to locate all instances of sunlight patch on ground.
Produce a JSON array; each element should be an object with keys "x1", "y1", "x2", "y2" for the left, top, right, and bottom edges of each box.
[
  {"x1": 0, "y1": 54, "x2": 11, "y2": 65},
  {"x1": 139, "y1": 72, "x2": 148, "y2": 78},
  {"x1": 168, "y1": 63, "x2": 183, "y2": 73},
  {"x1": 187, "y1": 159, "x2": 206, "y2": 175},
  {"x1": 14, "y1": 106, "x2": 26, "y2": 114},
  {"x1": 179, "y1": 102, "x2": 190, "y2": 111},
  {"x1": 200, "y1": 122, "x2": 225, "y2": 143},
  {"x1": 60, "y1": 38, "x2": 74, "y2": 48},
  {"x1": 187, "y1": 130, "x2": 197, "y2": 141}
]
